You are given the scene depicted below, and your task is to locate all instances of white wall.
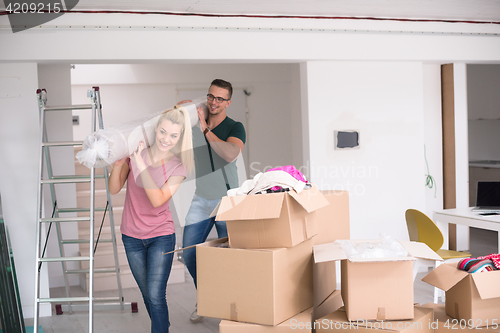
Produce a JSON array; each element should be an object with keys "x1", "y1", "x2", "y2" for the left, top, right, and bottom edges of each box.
[
  {"x1": 304, "y1": 61, "x2": 426, "y2": 240},
  {"x1": 422, "y1": 64, "x2": 444, "y2": 217},
  {"x1": 455, "y1": 64, "x2": 473, "y2": 249},
  {"x1": 289, "y1": 64, "x2": 304, "y2": 170},
  {"x1": 299, "y1": 63, "x2": 311, "y2": 180},
  {"x1": 453, "y1": 64, "x2": 470, "y2": 210},
  {"x1": 0, "y1": 63, "x2": 51, "y2": 317}
]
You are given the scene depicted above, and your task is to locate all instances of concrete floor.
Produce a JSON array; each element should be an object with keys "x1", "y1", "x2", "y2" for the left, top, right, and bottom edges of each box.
[
  {"x1": 24, "y1": 269, "x2": 220, "y2": 333},
  {"x1": 24, "y1": 228, "x2": 498, "y2": 333}
]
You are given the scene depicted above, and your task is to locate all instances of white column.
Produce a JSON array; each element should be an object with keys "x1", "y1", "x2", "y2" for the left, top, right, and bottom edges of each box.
[
  {"x1": 453, "y1": 63, "x2": 470, "y2": 250},
  {"x1": 0, "y1": 63, "x2": 51, "y2": 317}
]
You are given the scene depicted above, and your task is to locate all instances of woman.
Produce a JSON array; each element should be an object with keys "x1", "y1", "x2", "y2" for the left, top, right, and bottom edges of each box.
[{"x1": 108, "y1": 107, "x2": 193, "y2": 333}]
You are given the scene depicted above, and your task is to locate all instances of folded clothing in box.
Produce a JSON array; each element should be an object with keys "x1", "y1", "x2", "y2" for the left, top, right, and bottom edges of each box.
[
  {"x1": 422, "y1": 262, "x2": 500, "y2": 324},
  {"x1": 212, "y1": 185, "x2": 329, "y2": 249}
]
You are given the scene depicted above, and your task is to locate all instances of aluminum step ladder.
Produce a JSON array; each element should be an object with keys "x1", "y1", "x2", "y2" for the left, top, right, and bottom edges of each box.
[{"x1": 34, "y1": 87, "x2": 133, "y2": 333}]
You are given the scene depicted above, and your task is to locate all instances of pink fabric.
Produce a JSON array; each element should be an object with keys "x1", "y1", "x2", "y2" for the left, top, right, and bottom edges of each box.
[
  {"x1": 266, "y1": 165, "x2": 306, "y2": 191},
  {"x1": 477, "y1": 253, "x2": 500, "y2": 269},
  {"x1": 121, "y1": 152, "x2": 187, "y2": 239}
]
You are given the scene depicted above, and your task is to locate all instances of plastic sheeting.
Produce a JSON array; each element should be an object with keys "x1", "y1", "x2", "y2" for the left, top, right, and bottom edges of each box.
[
  {"x1": 76, "y1": 98, "x2": 207, "y2": 168},
  {"x1": 335, "y1": 233, "x2": 409, "y2": 259}
]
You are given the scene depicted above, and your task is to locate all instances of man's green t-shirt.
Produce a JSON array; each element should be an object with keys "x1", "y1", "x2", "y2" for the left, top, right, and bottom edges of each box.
[{"x1": 192, "y1": 116, "x2": 246, "y2": 200}]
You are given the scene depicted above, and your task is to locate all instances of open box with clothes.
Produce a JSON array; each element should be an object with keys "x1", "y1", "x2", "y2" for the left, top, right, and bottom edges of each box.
[
  {"x1": 422, "y1": 257, "x2": 500, "y2": 325},
  {"x1": 212, "y1": 184, "x2": 329, "y2": 249}
]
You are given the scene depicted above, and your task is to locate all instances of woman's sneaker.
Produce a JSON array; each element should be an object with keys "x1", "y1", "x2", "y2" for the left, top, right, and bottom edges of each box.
[{"x1": 190, "y1": 303, "x2": 204, "y2": 323}]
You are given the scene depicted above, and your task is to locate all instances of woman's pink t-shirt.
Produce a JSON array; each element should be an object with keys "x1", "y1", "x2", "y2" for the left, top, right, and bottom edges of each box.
[{"x1": 120, "y1": 152, "x2": 187, "y2": 239}]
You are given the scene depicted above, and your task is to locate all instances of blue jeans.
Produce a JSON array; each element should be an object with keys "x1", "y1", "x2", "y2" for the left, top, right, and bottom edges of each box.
[
  {"x1": 122, "y1": 233, "x2": 175, "y2": 333},
  {"x1": 183, "y1": 195, "x2": 227, "y2": 287}
]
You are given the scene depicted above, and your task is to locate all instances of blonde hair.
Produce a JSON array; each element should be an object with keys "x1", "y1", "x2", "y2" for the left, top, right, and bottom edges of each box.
[{"x1": 156, "y1": 106, "x2": 194, "y2": 174}]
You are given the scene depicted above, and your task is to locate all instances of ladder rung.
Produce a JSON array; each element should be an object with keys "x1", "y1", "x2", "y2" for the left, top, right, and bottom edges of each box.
[
  {"x1": 42, "y1": 141, "x2": 83, "y2": 147},
  {"x1": 58, "y1": 207, "x2": 108, "y2": 213},
  {"x1": 42, "y1": 178, "x2": 92, "y2": 184},
  {"x1": 39, "y1": 296, "x2": 90, "y2": 303},
  {"x1": 39, "y1": 256, "x2": 90, "y2": 262},
  {"x1": 44, "y1": 104, "x2": 93, "y2": 111},
  {"x1": 66, "y1": 268, "x2": 118, "y2": 274},
  {"x1": 40, "y1": 217, "x2": 91, "y2": 223},
  {"x1": 61, "y1": 238, "x2": 112, "y2": 244},
  {"x1": 54, "y1": 175, "x2": 106, "y2": 180},
  {"x1": 94, "y1": 297, "x2": 122, "y2": 302},
  {"x1": 59, "y1": 301, "x2": 132, "y2": 312}
]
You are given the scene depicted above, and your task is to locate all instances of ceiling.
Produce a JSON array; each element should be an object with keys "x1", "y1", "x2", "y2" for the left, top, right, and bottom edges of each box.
[{"x1": 70, "y1": 0, "x2": 500, "y2": 24}]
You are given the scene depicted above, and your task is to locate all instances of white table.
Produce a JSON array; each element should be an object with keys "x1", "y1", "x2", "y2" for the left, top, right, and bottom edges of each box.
[{"x1": 433, "y1": 207, "x2": 500, "y2": 253}]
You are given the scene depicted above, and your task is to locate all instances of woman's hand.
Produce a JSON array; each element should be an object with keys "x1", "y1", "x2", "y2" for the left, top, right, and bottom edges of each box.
[{"x1": 130, "y1": 141, "x2": 147, "y2": 173}]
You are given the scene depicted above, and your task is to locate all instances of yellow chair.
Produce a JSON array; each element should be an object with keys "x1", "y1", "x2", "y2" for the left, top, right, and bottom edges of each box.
[{"x1": 405, "y1": 209, "x2": 471, "y2": 303}]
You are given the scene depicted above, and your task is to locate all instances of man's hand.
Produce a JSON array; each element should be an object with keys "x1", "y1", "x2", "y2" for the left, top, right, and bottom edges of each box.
[{"x1": 198, "y1": 107, "x2": 208, "y2": 131}]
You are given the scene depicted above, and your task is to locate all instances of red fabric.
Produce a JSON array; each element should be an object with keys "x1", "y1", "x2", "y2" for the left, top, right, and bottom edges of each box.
[{"x1": 477, "y1": 253, "x2": 500, "y2": 269}]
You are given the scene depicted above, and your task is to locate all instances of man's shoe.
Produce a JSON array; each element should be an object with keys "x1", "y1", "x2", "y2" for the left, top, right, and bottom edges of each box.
[{"x1": 189, "y1": 304, "x2": 204, "y2": 323}]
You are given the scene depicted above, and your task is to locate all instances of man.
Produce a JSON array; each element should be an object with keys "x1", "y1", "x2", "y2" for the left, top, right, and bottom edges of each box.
[{"x1": 178, "y1": 79, "x2": 246, "y2": 322}]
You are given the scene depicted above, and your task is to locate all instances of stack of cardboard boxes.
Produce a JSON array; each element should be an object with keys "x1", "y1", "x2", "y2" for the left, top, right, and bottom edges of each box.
[
  {"x1": 196, "y1": 186, "x2": 350, "y2": 332},
  {"x1": 195, "y1": 182, "x2": 500, "y2": 332}
]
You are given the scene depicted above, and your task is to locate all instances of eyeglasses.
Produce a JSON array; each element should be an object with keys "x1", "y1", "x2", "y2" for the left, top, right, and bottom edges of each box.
[{"x1": 207, "y1": 94, "x2": 230, "y2": 103}]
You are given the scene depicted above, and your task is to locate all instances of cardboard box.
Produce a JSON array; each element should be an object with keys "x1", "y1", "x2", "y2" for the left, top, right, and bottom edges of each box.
[
  {"x1": 313, "y1": 240, "x2": 442, "y2": 321},
  {"x1": 422, "y1": 263, "x2": 500, "y2": 324},
  {"x1": 315, "y1": 305, "x2": 433, "y2": 333},
  {"x1": 313, "y1": 260, "x2": 337, "y2": 310},
  {"x1": 421, "y1": 303, "x2": 500, "y2": 333},
  {"x1": 311, "y1": 191, "x2": 349, "y2": 320},
  {"x1": 313, "y1": 190, "x2": 350, "y2": 246},
  {"x1": 214, "y1": 185, "x2": 329, "y2": 249},
  {"x1": 313, "y1": 290, "x2": 343, "y2": 322},
  {"x1": 219, "y1": 307, "x2": 313, "y2": 332},
  {"x1": 197, "y1": 237, "x2": 314, "y2": 326}
]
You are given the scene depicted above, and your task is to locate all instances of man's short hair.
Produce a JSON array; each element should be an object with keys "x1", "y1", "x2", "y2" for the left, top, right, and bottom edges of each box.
[{"x1": 210, "y1": 79, "x2": 233, "y2": 100}]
